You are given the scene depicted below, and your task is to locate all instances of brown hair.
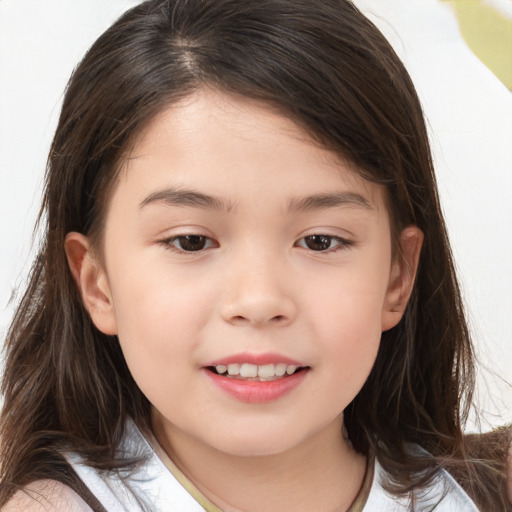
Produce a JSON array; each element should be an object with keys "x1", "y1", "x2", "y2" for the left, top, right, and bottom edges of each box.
[{"x1": 1, "y1": 0, "x2": 510, "y2": 509}]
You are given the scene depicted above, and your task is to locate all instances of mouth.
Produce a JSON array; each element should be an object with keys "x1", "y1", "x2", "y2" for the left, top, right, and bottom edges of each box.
[
  {"x1": 206, "y1": 363, "x2": 308, "y2": 382},
  {"x1": 203, "y1": 353, "x2": 310, "y2": 402}
]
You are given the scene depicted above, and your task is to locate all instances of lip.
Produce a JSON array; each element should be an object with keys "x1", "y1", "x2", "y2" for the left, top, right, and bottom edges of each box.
[
  {"x1": 204, "y1": 367, "x2": 309, "y2": 404},
  {"x1": 205, "y1": 352, "x2": 303, "y2": 367}
]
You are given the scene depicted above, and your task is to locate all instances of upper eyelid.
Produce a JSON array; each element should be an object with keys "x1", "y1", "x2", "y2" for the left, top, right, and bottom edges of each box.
[
  {"x1": 295, "y1": 231, "x2": 354, "y2": 243},
  {"x1": 159, "y1": 235, "x2": 352, "y2": 256},
  {"x1": 155, "y1": 226, "x2": 215, "y2": 241},
  {"x1": 156, "y1": 229, "x2": 355, "y2": 245},
  {"x1": 295, "y1": 234, "x2": 353, "y2": 246},
  {"x1": 159, "y1": 234, "x2": 218, "y2": 253},
  {"x1": 157, "y1": 232, "x2": 353, "y2": 241}
]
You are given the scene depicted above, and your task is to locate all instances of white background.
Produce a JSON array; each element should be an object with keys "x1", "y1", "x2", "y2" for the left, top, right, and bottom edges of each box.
[{"x1": 1, "y1": 0, "x2": 511, "y2": 428}]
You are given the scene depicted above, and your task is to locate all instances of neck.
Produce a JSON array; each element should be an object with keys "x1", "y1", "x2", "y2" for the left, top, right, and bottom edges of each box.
[{"x1": 151, "y1": 412, "x2": 367, "y2": 512}]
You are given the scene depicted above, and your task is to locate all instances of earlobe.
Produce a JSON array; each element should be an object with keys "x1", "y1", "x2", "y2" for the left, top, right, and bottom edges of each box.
[
  {"x1": 64, "y1": 232, "x2": 118, "y2": 335},
  {"x1": 381, "y1": 226, "x2": 423, "y2": 332}
]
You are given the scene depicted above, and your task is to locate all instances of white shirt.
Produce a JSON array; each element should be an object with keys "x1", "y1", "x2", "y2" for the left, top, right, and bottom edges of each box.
[{"x1": 63, "y1": 420, "x2": 479, "y2": 512}]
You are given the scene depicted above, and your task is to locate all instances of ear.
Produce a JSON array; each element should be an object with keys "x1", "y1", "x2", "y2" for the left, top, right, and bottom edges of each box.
[
  {"x1": 65, "y1": 232, "x2": 118, "y2": 335},
  {"x1": 381, "y1": 226, "x2": 423, "y2": 332}
]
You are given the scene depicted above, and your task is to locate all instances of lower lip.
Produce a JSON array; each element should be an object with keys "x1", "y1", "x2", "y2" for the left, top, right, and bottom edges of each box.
[{"x1": 204, "y1": 369, "x2": 308, "y2": 403}]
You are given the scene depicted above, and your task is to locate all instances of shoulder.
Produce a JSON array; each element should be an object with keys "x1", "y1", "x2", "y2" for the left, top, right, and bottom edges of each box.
[
  {"x1": 435, "y1": 467, "x2": 481, "y2": 511},
  {"x1": 2, "y1": 479, "x2": 93, "y2": 512},
  {"x1": 364, "y1": 457, "x2": 479, "y2": 512}
]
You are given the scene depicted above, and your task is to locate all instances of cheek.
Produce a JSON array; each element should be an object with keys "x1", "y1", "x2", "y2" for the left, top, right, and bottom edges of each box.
[
  {"x1": 105, "y1": 257, "x2": 215, "y2": 390},
  {"x1": 304, "y1": 265, "x2": 387, "y2": 398},
  {"x1": 110, "y1": 251, "x2": 213, "y2": 331},
  {"x1": 308, "y1": 261, "x2": 389, "y2": 340},
  {"x1": 315, "y1": 295, "x2": 382, "y2": 383}
]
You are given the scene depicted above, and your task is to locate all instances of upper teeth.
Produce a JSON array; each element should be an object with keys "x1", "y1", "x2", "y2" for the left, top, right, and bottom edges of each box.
[{"x1": 215, "y1": 363, "x2": 299, "y2": 379}]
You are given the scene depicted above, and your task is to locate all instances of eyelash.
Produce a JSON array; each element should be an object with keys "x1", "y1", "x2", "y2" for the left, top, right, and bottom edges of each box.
[
  {"x1": 160, "y1": 235, "x2": 218, "y2": 253},
  {"x1": 159, "y1": 234, "x2": 353, "y2": 254},
  {"x1": 294, "y1": 234, "x2": 354, "y2": 253}
]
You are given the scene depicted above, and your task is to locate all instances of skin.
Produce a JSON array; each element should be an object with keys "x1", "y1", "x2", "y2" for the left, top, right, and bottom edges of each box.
[
  {"x1": 66, "y1": 90, "x2": 423, "y2": 512},
  {"x1": 3, "y1": 481, "x2": 91, "y2": 512}
]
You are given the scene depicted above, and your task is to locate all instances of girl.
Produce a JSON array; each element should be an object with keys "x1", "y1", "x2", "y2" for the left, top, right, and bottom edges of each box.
[{"x1": 0, "y1": 0, "x2": 510, "y2": 511}]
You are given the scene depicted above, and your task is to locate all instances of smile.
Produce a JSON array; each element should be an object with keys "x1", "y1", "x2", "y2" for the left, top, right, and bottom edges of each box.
[
  {"x1": 209, "y1": 363, "x2": 303, "y2": 381},
  {"x1": 203, "y1": 355, "x2": 310, "y2": 403}
]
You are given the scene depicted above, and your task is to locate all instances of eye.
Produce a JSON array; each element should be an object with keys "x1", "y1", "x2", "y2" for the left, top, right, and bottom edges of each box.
[
  {"x1": 295, "y1": 234, "x2": 352, "y2": 252},
  {"x1": 162, "y1": 235, "x2": 217, "y2": 252}
]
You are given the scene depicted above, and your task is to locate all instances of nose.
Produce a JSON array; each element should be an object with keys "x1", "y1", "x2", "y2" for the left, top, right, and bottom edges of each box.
[{"x1": 220, "y1": 251, "x2": 297, "y2": 327}]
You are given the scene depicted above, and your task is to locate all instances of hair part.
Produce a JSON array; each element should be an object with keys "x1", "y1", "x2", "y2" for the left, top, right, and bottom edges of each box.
[{"x1": 1, "y1": 0, "x2": 510, "y2": 509}]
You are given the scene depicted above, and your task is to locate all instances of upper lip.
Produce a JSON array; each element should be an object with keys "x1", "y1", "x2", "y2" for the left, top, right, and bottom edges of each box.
[{"x1": 205, "y1": 352, "x2": 304, "y2": 367}]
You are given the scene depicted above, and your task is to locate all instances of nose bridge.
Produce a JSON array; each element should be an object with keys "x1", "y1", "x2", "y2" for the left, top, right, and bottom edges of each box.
[{"x1": 221, "y1": 241, "x2": 296, "y2": 326}]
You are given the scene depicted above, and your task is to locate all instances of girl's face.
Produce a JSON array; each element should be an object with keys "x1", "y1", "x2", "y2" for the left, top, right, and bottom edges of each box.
[{"x1": 68, "y1": 90, "x2": 421, "y2": 459}]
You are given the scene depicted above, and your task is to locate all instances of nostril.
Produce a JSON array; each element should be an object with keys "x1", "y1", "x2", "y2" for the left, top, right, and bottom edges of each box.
[{"x1": 229, "y1": 314, "x2": 287, "y2": 325}]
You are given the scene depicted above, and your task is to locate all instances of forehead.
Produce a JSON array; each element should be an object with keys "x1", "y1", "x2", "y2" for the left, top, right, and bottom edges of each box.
[{"x1": 116, "y1": 89, "x2": 387, "y2": 212}]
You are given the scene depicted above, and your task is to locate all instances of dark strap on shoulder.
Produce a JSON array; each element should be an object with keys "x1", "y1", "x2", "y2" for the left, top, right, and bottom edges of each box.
[{"x1": 57, "y1": 461, "x2": 109, "y2": 512}]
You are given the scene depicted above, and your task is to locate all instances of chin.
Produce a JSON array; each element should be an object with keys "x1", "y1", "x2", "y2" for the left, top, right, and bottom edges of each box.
[{"x1": 203, "y1": 425, "x2": 310, "y2": 459}]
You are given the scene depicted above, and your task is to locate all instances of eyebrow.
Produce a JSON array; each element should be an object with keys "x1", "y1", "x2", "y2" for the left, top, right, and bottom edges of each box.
[
  {"x1": 139, "y1": 187, "x2": 236, "y2": 212},
  {"x1": 288, "y1": 192, "x2": 373, "y2": 212},
  {"x1": 139, "y1": 187, "x2": 372, "y2": 213}
]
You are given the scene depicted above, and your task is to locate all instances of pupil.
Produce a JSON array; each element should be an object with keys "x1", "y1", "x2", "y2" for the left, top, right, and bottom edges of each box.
[
  {"x1": 180, "y1": 235, "x2": 206, "y2": 251},
  {"x1": 306, "y1": 235, "x2": 331, "y2": 251}
]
